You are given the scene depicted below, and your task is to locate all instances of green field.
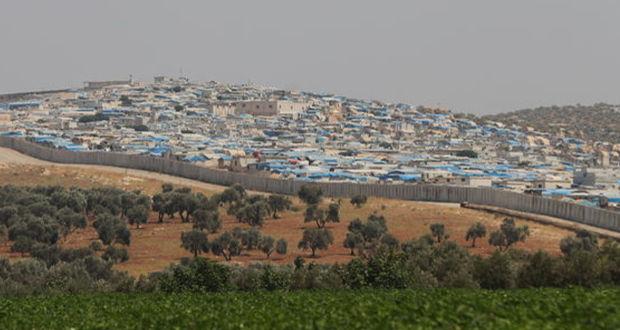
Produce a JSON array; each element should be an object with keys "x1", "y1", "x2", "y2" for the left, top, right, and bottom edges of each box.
[{"x1": 0, "y1": 289, "x2": 617, "y2": 329}]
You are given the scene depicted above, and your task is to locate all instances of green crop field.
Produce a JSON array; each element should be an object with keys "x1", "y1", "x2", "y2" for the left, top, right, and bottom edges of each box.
[{"x1": 0, "y1": 289, "x2": 618, "y2": 329}]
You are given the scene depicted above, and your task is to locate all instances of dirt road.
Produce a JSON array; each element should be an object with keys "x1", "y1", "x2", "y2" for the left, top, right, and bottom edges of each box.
[{"x1": 0, "y1": 147, "x2": 230, "y2": 193}]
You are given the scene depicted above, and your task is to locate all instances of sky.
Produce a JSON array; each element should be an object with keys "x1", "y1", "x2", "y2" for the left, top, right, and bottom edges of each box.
[{"x1": 1, "y1": 0, "x2": 620, "y2": 114}]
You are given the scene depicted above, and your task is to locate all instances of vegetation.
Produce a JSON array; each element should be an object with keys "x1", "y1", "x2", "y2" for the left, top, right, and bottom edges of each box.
[
  {"x1": 129, "y1": 124, "x2": 149, "y2": 132},
  {"x1": 482, "y1": 102, "x2": 620, "y2": 144},
  {"x1": 1, "y1": 184, "x2": 620, "y2": 299},
  {"x1": 455, "y1": 149, "x2": 478, "y2": 158},
  {"x1": 180, "y1": 230, "x2": 209, "y2": 257},
  {"x1": 298, "y1": 228, "x2": 334, "y2": 257},
  {"x1": 465, "y1": 222, "x2": 487, "y2": 247},
  {"x1": 78, "y1": 113, "x2": 109, "y2": 123},
  {"x1": 488, "y1": 218, "x2": 530, "y2": 251},
  {"x1": 0, "y1": 289, "x2": 618, "y2": 329},
  {"x1": 297, "y1": 185, "x2": 323, "y2": 205},
  {"x1": 430, "y1": 222, "x2": 448, "y2": 243},
  {"x1": 350, "y1": 194, "x2": 368, "y2": 208},
  {"x1": 267, "y1": 195, "x2": 292, "y2": 219},
  {"x1": 344, "y1": 213, "x2": 396, "y2": 257}
]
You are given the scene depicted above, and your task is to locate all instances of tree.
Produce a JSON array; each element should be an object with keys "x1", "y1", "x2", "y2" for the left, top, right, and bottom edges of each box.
[
  {"x1": 518, "y1": 251, "x2": 560, "y2": 288},
  {"x1": 325, "y1": 203, "x2": 340, "y2": 224},
  {"x1": 102, "y1": 246, "x2": 129, "y2": 263},
  {"x1": 152, "y1": 193, "x2": 170, "y2": 223},
  {"x1": 465, "y1": 222, "x2": 487, "y2": 247},
  {"x1": 161, "y1": 183, "x2": 174, "y2": 193},
  {"x1": 56, "y1": 207, "x2": 87, "y2": 238},
  {"x1": 93, "y1": 214, "x2": 131, "y2": 246},
  {"x1": 220, "y1": 186, "x2": 243, "y2": 206},
  {"x1": 297, "y1": 185, "x2": 323, "y2": 205},
  {"x1": 430, "y1": 223, "x2": 448, "y2": 243},
  {"x1": 50, "y1": 189, "x2": 87, "y2": 213},
  {"x1": 474, "y1": 251, "x2": 516, "y2": 289},
  {"x1": 488, "y1": 218, "x2": 530, "y2": 251},
  {"x1": 560, "y1": 230, "x2": 599, "y2": 256},
  {"x1": 350, "y1": 195, "x2": 368, "y2": 208},
  {"x1": 120, "y1": 192, "x2": 138, "y2": 220},
  {"x1": 126, "y1": 205, "x2": 149, "y2": 229},
  {"x1": 11, "y1": 236, "x2": 34, "y2": 256},
  {"x1": 211, "y1": 232, "x2": 242, "y2": 261},
  {"x1": 193, "y1": 209, "x2": 221, "y2": 234},
  {"x1": 167, "y1": 188, "x2": 197, "y2": 222},
  {"x1": 258, "y1": 236, "x2": 276, "y2": 258},
  {"x1": 298, "y1": 228, "x2": 333, "y2": 257},
  {"x1": 8, "y1": 216, "x2": 60, "y2": 245},
  {"x1": 343, "y1": 232, "x2": 364, "y2": 255},
  {"x1": 275, "y1": 239, "x2": 287, "y2": 256},
  {"x1": 267, "y1": 195, "x2": 292, "y2": 219},
  {"x1": 455, "y1": 150, "x2": 478, "y2": 158},
  {"x1": 232, "y1": 227, "x2": 262, "y2": 250},
  {"x1": 345, "y1": 214, "x2": 391, "y2": 257},
  {"x1": 237, "y1": 201, "x2": 270, "y2": 227},
  {"x1": 181, "y1": 230, "x2": 209, "y2": 258},
  {"x1": 488, "y1": 230, "x2": 506, "y2": 250},
  {"x1": 304, "y1": 204, "x2": 326, "y2": 228}
]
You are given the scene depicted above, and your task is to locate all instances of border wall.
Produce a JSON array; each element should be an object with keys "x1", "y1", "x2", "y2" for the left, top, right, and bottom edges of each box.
[{"x1": 1, "y1": 136, "x2": 618, "y2": 232}]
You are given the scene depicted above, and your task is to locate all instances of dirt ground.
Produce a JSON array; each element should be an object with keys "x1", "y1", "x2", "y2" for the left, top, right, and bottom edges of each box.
[{"x1": 0, "y1": 148, "x2": 578, "y2": 276}]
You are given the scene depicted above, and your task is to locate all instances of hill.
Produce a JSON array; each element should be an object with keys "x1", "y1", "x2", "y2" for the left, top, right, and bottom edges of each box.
[{"x1": 483, "y1": 103, "x2": 620, "y2": 144}]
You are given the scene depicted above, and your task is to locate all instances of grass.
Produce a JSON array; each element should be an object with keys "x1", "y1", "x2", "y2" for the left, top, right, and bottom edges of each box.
[{"x1": 0, "y1": 288, "x2": 618, "y2": 329}]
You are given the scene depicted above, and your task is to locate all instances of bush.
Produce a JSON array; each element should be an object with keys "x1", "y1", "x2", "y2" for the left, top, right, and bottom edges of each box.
[
  {"x1": 78, "y1": 113, "x2": 109, "y2": 123},
  {"x1": 474, "y1": 251, "x2": 516, "y2": 289},
  {"x1": 297, "y1": 186, "x2": 323, "y2": 205},
  {"x1": 159, "y1": 257, "x2": 230, "y2": 293},
  {"x1": 89, "y1": 240, "x2": 104, "y2": 252},
  {"x1": 102, "y1": 246, "x2": 129, "y2": 263},
  {"x1": 517, "y1": 251, "x2": 560, "y2": 288},
  {"x1": 455, "y1": 150, "x2": 478, "y2": 158},
  {"x1": 350, "y1": 195, "x2": 368, "y2": 208}
]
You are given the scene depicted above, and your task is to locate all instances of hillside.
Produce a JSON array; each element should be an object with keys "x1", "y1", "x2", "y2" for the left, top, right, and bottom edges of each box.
[
  {"x1": 0, "y1": 149, "x2": 579, "y2": 276},
  {"x1": 483, "y1": 103, "x2": 620, "y2": 144}
]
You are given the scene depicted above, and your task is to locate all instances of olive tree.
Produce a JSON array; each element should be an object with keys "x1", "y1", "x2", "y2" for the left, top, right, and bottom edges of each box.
[
  {"x1": 297, "y1": 185, "x2": 323, "y2": 205},
  {"x1": 298, "y1": 228, "x2": 333, "y2": 257},
  {"x1": 430, "y1": 223, "x2": 448, "y2": 243},
  {"x1": 180, "y1": 230, "x2": 209, "y2": 258},
  {"x1": 489, "y1": 218, "x2": 529, "y2": 251},
  {"x1": 193, "y1": 209, "x2": 221, "y2": 233},
  {"x1": 465, "y1": 222, "x2": 487, "y2": 247},
  {"x1": 267, "y1": 195, "x2": 292, "y2": 219},
  {"x1": 211, "y1": 232, "x2": 243, "y2": 261}
]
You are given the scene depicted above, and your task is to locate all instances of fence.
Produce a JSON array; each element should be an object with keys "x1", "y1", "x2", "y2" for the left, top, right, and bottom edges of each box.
[{"x1": 1, "y1": 136, "x2": 619, "y2": 232}]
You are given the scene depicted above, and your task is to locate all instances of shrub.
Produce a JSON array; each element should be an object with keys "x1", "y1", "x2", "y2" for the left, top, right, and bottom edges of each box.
[
  {"x1": 350, "y1": 195, "x2": 368, "y2": 208},
  {"x1": 102, "y1": 246, "x2": 130, "y2": 263}
]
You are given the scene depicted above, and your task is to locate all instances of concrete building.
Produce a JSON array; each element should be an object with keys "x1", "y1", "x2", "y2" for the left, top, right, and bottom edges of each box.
[
  {"x1": 207, "y1": 102, "x2": 236, "y2": 117},
  {"x1": 235, "y1": 100, "x2": 309, "y2": 117}
]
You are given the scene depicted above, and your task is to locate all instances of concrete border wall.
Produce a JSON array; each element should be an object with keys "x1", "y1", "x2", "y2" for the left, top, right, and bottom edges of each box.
[{"x1": 1, "y1": 136, "x2": 618, "y2": 232}]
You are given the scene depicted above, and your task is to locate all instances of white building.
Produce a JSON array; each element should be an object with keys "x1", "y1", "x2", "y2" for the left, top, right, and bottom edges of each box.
[{"x1": 235, "y1": 100, "x2": 309, "y2": 117}]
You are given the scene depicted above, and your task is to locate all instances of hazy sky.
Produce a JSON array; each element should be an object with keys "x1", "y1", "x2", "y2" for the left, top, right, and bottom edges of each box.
[{"x1": 1, "y1": 1, "x2": 620, "y2": 114}]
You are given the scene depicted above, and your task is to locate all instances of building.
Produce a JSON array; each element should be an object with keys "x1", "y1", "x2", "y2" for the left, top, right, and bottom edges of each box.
[
  {"x1": 0, "y1": 112, "x2": 11, "y2": 123},
  {"x1": 235, "y1": 100, "x2": 309, "y2": 117},
  {"x1": 573, "y1": 168, "x2": 596, "y2": 187},
  {"x1": 207, "y1": 102, "x2": 236, "y2": 117}
]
